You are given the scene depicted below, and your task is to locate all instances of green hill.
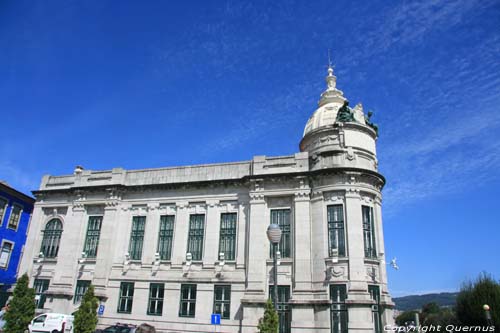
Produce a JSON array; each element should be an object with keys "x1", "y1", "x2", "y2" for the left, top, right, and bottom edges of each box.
[{"x1": 393, "y1": 292, "x2": 458, "y2": 311}]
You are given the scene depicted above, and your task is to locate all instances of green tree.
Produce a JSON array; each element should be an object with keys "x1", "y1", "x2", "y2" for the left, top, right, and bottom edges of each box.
[
  {"x1": 395, "y1": 310, "x2": 417, "y2": 326},
  {"x1": 3, "y1": 273, "x2": 36, "y2": 333},
  {"x1": 257, "y1": 299, "x2": 279, "y2": 333},
  {"x1": 456, "y1": 272, "x2": 500, "y2": 326},
  {"x1": 73, "y1": 285, "x2": 98, "y2": 333}
]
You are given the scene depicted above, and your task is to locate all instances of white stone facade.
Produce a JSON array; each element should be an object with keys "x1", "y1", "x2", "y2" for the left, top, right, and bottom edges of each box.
[{"x1": 19, "y1": 68, "x2": 394, "y2": 332}]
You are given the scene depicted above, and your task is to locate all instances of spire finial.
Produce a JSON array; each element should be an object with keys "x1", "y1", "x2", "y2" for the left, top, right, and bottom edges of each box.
[{"x1": 327, "y1": 49, "x2": 334, "y2": 76}]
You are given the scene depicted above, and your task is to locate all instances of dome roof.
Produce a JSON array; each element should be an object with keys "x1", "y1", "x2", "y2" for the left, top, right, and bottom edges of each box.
[{"x1": 303, "y1": 67, "x2": 367, "y2": 137}]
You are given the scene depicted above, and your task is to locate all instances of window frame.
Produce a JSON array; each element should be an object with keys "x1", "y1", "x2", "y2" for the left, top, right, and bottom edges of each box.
[
  {"x1": 33, "y1": 279, "x2": 50, "y2": 309},
  {"x1": 270, "y1": 209, "x2": 292, "y2": 258},
  {"x1": 362, "y1": 206, "x2": 377, "y2": 258},
  {"x1": 187, "y1": 214, "x2": 205, "y2": 261},
  {"x1": 0, "y1": 197, "x2": 8, "y2": 227},
  {"x1": 327, "y1": 205, "x2": 346, "y2": 257},
  {"x1": 73, "y1": 280, "x2": 91, "y2": 304},
  {"x1": 157, "y1": 215, "x2": 175, "y2": 261},
  {"x1": 117, "y1": 282, "x2": 135, "y2": 314},
  {"x1": 218, "y1": 213, "x2": 237, "y2": 261},
  {"x1": 7, "y1": 203, "x2": 23, "y2": 231},
  {"x1": 330, "y1": 284, "x2": 348, "y2": 333},
  {"x1": 128, "y1": 216, "x2": 146, "y2": 261},
  {"x1": 83, "y1": 216, "x2": 103, "y2": 258},
  {"x1": 213, "y1": 285, "x2": 231, "y2": 319},
  {"x1": 368, "y1": 285, "x2": 382, "y2": 333},
  {"x1": 179, "y1": 284, "x2": 197, "y2": 318},
  {"x1": 40, "y1": 218, "x2": 63, "y2": 259},
  {"x1": 147, "y1": 283, "x2": 165, "y2": 316},
  {"x1": 0, "y1": 240, "x2": 14, "y2": 269}
]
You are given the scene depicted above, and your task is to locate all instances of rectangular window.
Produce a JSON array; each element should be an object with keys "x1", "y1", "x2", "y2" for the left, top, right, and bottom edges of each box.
[
  {"x1": 362, "y1": 206, "x2": 376, "y2": 258},
  {"x1": 213, "y1": 285, "x2": 231, "y2": 319},
  {"x1": 148, "y1": 283, "x2": 164, "y2": 316},
  {"x1": 74, "y1": 280, "x2": 91, "y2": 304},
  {"x1": 327, "y1": 205, "x2": 346, "y2": 257},
  {"x1": 157, "y1": 215, "x2": 175, "y2": 260},
  {"x1": 179, "y1": 284, "x2": 197, "y2": 317},
  {"x1": 7, "y1": 204, "x2": 22, "y2": 230},
  {"x1": 34, "y1": 279, "x2": 50, "y2": 309},
  {"x1": 330, "y1": 284, "x2": 348, "y2": 333},
  {"x1": 270, "y1": 209, "x2": 291, "y2": 258},
  {"x1": 219, "y1": 213, "x2": 237, "y2": 261},
  {"x1": 128, "y1": 216, "x2": 146, "y2": 260},
  {"x1": 269, "y1": 285, "x2": 291, "y2": 333},
  {"x1": 83, "y1": 216, "x2": 102, "y2": 258},
  {"x1": 117, "y1": 282, "x2": 134, "y2": 313},
  {"x1": 0, "y1": 241, "x2": 13, "y2": 268},
  {"x1": 369, "y1": 285, "x2": 382, "y2": 333},
  {"x1": 0, "y1": 198, "x2": 7, "y2": 226},
  {"x1": 187, "y1": 214, "x2": 205, "y2": 261}
]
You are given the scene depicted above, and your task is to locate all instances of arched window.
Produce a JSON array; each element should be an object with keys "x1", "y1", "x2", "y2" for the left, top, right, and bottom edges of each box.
[{"x1": 40, "y1": 219, "x2": 63, "y2": 258}]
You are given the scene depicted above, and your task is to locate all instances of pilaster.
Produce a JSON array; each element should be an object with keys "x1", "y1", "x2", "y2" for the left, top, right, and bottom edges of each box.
[
  {"x1": 203, "y1": 199, "x2": 219, "y2": 266},
  {"x1": 170, "y1": 201, "x2": 189, "y2": 266}
]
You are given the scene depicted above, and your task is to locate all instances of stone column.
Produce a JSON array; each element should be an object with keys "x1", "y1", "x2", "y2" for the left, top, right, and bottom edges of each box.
[
  {"x1": 292, "y1": 189, "x2": 312, "y2": 293},
  {"x1": 243, "y1": 192, "x2": 267, "y2": 297},
  {"x1": 142, "y1": 203, "x2": 161, "y2": 265},
  {"x1": 345, "y1": 188, "x2": 372, "y2": 332},
  {"x1": 93, "y1": 202, "x2": 120, "y2": 292},
  {"x1": 18, "y1": 205, "x2": 44, "y2": 276},
  {"x1": 236, "y1": 201, "x2": 248, "y2": 268},
  {"x1": 49, "y1": 205, "x2": 85, "y2": 313},
  {"x1": 170, "y1": 201, "x2": 189, "y2": 266},
  {"x1": 203, "y1": 199, "x2": 219, "y2": 266}
]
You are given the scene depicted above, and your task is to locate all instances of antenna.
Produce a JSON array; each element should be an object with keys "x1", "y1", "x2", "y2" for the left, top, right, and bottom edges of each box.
[{"x1": 328, "y1": 49, "x2": 333, "y2": 68}]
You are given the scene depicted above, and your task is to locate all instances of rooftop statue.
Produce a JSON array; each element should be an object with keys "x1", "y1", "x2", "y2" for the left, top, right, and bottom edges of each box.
[
  {"x1": 336, "y1": 100, "x2": 354, "y2": 122},
  {"x1": 365, "y1": 111, "x2": 379, "y2": 134}
]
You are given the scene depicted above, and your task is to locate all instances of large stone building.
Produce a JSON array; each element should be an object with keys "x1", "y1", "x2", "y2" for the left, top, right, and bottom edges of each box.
[{"x1": 19, "y1": 67, "x2": 394, "y2": 332}]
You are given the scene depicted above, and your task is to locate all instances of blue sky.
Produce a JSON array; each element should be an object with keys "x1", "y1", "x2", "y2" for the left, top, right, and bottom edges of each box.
[{"x1": 1, "y1": 0, "x2": 499, "y2": 296}]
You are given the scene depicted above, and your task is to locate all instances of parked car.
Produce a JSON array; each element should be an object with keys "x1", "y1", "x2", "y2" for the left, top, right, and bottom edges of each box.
[
  {"x1": 28, "y1": 313, "x2": 74, "y2": 333},
  {"x1": 95, "y1": 324, "x2": 137, "y2": 333},
  {"x1": 95, "y1": 323, "x2": 155, "y2": 333}
]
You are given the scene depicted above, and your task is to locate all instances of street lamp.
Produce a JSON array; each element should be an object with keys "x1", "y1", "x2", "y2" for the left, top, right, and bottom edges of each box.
[
  {"x1": 483, "y1": 304, "x2": 492, "y2": 325},
  {"x1": 267, "y1": 224, "x2": 282, "y2": 310}
]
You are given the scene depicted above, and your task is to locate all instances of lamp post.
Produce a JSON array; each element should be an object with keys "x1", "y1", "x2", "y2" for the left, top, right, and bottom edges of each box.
[
  {"x1": 267, "y1": 223, "x2": 282, "y2": 310},
  {"x1": 483, "y1": 304, "x2": 492, "y2": 326}
]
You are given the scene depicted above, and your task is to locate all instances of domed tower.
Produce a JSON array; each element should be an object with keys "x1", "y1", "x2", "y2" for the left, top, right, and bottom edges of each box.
[{"x1": 302, "y1": 66, "x2": 394, "y2": 332}]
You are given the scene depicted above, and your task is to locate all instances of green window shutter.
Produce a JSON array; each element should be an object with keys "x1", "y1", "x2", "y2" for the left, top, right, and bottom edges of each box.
[
  {"x1": 327, "y1": 205, "x2": 346, "y2": 257},
  {"x1": 362, "y1": 206, "x2": 377, "y2": 258},
  {"x1": 270, "y1": 209, "x2": 291, "y2": 258},
  {"x1": 158, "y1": 215, "x2": 175, "y2": 260},
  {"x1": 218, "y1": 213, "x2": 237, "y2": 261},
  {"x1": 213, "y1": 285, "x2": 231, "y2": 319},
  {"x1": 74, "y1": 280, "x2": 91, "y2": 304},
  {"x1": 40, "y1": 219, "x2": 63, "y2": 258},
  {"x1": 330, "y1": 284, "x2": 348, "y2": 333},
  {"x1": 83, "y1": 216, "x2": 102, "y2": 258},
  {"x1": 368, "y1": 285, "x2": 382, "y2": 333},
  {"x1": 34, "y1": 279, "x2": 50, "y2": 309},
  {"x1": 269, "y1": 285, "x2": 291, "y2": 333},
  {"x1": 118, "y1": 282, "x2": 134, "y2": 313},
  {"x1": 148, "y1": 283, "x2": 165, "y2": 316},
  {"x1": 129, "y1": 216, "x2": 146, "y2": 260},
  {"x1": 179, "y1": 284, "x2": 197, "y2": 317},
  {"x1": 187, "y1": 214, "x2": 205, "y2": 260}
]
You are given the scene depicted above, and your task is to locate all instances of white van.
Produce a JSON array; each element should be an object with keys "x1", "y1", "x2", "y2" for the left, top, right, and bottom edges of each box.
[{"x1": 28, "y1": 313, "x2": 74, "y2": 333}]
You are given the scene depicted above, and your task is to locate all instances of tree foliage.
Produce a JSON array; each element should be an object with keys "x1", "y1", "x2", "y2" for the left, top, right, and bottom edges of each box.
[
  {"x1": 257, "y1": 299, "x2": 279, "y2": 333},
  {"x1": 3, "y1": 273, "x2": 36, "y2": 333},
  {"x1": 74, "y1": 285, "x2": 99, "y2": 333},
  {"x1": 396, "y1": 310, "x2": 418, "y2": 326},
  {"x1": 456, "y1": 272, "x2": 500, "y2": 326}
]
